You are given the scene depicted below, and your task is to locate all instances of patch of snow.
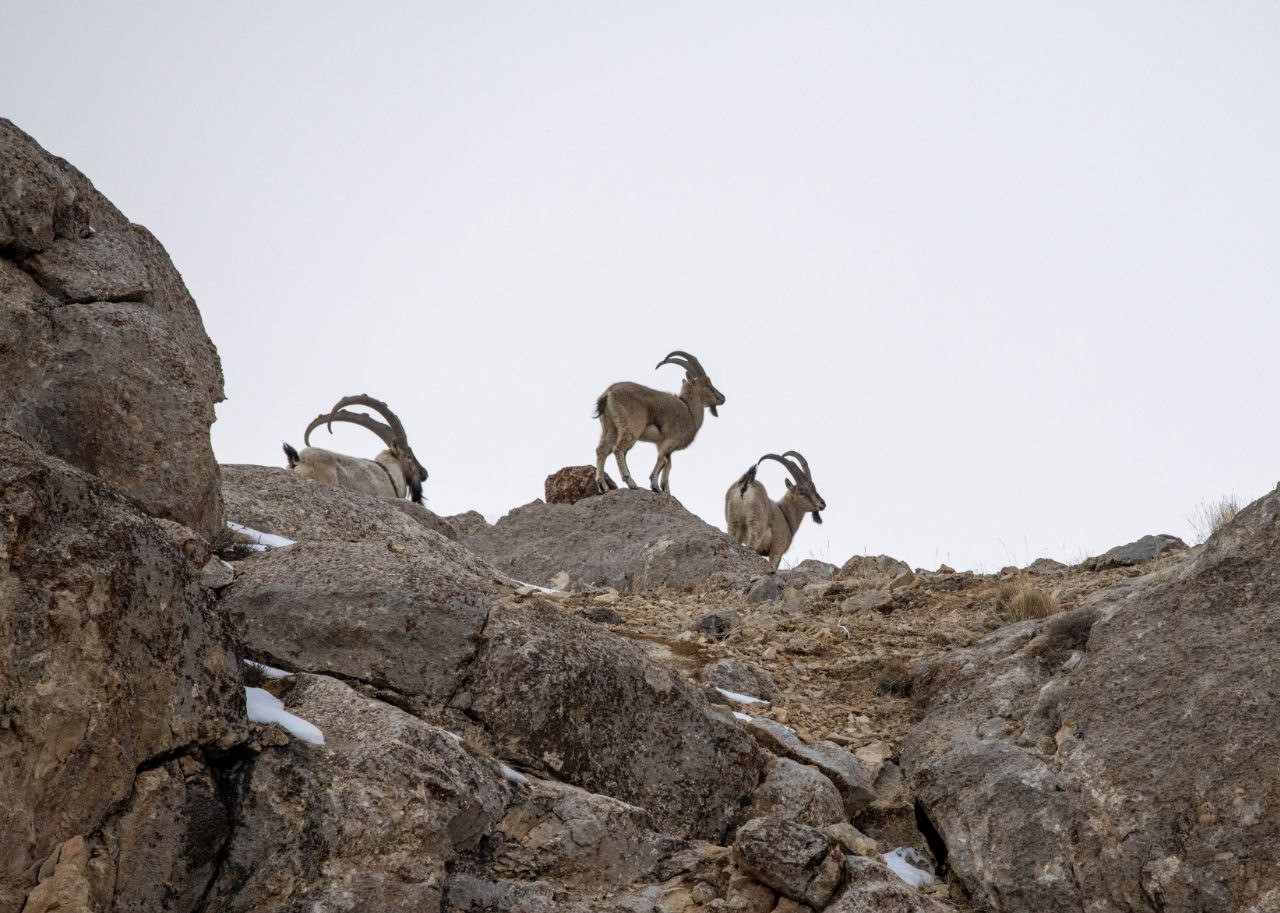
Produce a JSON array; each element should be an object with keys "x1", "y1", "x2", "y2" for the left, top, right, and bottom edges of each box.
[
  {"x1": 244, "y1": 659, "x2": 291, "y2": 679},
  {"x1": 716, "y1": 687, "x2": 767, "y2": 706},
  {"x1": 505, "y1": 576, "x2": 567, "y2": 596},
  {"x1": 500, "y1": 764, "x2": 528, "y2": 784},
  {"x1": 244, "y1": 687, "x2": 324, "y2": 745},
  {"x1": 732, "y1": 711, "x2": 753, "y2": 722},
  {"x1": 228, "y1": 522, "x2": 296, "y2": 549},
  {"x1": 883, "y1": 847, "x2": 937, "y2": 889},
  {"x1": 443, "y1": 730, "x2": 463, "y2": 742}
]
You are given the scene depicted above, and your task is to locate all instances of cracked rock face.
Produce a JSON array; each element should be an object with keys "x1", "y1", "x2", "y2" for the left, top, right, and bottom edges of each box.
[
  {"x1": 205, "y1": 674, "x2": 510, "y2": 913},
  {"x1": 0, "y1": 118, "x2": 225, "y2": 538},
  {"x1": 904, "y1": 486, "x2": 1280, "y2": 913},
  {"x1": 221, "y1": 536, "x2": 502, "y2": 708},
  {"x1": 0, "y1": 432, "x2": 246, "y2": 913},
  {"x1": 457, "y1": 597, "x2": 765, "y2": 842}
]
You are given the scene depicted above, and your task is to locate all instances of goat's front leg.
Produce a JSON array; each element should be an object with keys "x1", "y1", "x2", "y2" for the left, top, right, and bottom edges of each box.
[
  {"x1": 649, "y1": 450, "x2": 670, "y2": 492},
  {"x1": 659, "y1": 451, "x2": 674, "y2": 492}
]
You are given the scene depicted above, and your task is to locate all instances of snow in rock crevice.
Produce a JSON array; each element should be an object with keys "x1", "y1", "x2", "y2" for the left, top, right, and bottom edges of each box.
[
  {"x1": 715, "y1": 687, "x2": 767, "y2": 705},
  {"x1": 883, "y1": 846, "x2": 937, "y2": 888},
  {"x1": 228, "y1": 522, "x2": 296, "y2": 551},
  {"x1": 245, "y1": 687, "x2": 324, "y2": 745}
]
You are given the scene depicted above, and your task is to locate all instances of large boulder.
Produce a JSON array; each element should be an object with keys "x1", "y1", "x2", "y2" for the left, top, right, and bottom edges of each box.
[
  {"x1": 221, "y1": 463, "x2": 459, "y2": 543},
  {"x1": 544, "y1": 465, "x2": 616, "y2": 504},
  {"x1": 903, "y1": 486, "x2": 1280, "y2": 912},
  {"x1": 731, "y1": 817, "x2": 844, "y2": 909},
  {"x1": 204, "y1": 673, "x2": 509, "y2": 912},
  {"x1": 1082, "y1": 532, "x2": 1187, "y2": 570},
  {"x1": 220, "y1": 535, "x2": 503, "y2": 708},
  {"x1": 454, "y1": 597, "x2": 766, "y2": 842},
  {"x1": 0, "y1": 433, "x2": 245, "y2": 913},
  {"x1": 0, "y1": 119, "x2": 225, "y2": 538},
  {"x1": 459, "y1": 489, "x2": 767, "y2": 592}
]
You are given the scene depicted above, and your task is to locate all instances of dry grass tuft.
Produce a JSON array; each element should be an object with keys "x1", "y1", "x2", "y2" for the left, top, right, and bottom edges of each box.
[
  {"x1": 995, "y1": 581, "x2": 1059, "y2": 622},
  {"x1": 1188, "y1": 495, "x2": 1240, "y2": 545},
  {"x1": 873, "y1": 656, "x2": 914, "y2": 697}
]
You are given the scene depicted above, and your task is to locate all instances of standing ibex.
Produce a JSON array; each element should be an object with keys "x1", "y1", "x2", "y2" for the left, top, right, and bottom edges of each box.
[
  {"x1": 594, "y1": 350, "x2": 726, "y2": 494},
  {"x1": 725, "y1": 451, "x2": 826, "y2": 570},
  {"x1": 283, "y1": 394, "x2": 428, "y2": 503}
]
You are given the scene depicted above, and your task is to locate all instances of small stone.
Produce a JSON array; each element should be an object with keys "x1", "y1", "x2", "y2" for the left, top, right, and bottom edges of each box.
[
  {"x1": 696, "y1": 611, "x2": 740, "y2": 639},
  {"x1": 199, "y1": 557, "x2": 235, "y2": 589},
  {"x1": 593, "y1": 590, "x2": 620, "y2": 604},
  {"x1": 747, "y1": 575, "x2": 784, "y2": 604},
  {"x1": 822, "y1": 822, "x2": 880, "y2": 858},
  {"x1": 888, "y1": 570, "x2": 916, "y2": 591},
  {"x1": 937, "y1": 563, "x2": 955, "y2": 574},
  {"x1": 581, "y1": 606, "x2": 622, "y2": 625}
]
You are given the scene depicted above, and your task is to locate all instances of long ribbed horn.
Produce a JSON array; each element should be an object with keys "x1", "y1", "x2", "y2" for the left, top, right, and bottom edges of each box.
[
  {"x1": 782, "y1": 450, "x2": 813, "y2": 480},
  {"x1": 327, "y1": 394, "x2": 409, "y2": 446},
  {"x1": 655, "y1": 350, "x2": 707, "y2": 377},
  {"x1": 303, "y1": 409, "x2": 395, "y2": 449},
  {"x1": 757, "y1": 453, "x2": 807, "y2": 486}
]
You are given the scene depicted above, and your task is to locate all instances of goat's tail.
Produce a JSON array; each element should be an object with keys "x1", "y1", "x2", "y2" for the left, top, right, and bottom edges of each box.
[
  {"x1": 282, "y1": 442, "x2": 300, "y2": 468},
  {"x1": 736, "y1": 464, "x2": 757, "y2": 497},
  {"x1": 593, "y1": 393, "x2": 609, "y2": 419}
]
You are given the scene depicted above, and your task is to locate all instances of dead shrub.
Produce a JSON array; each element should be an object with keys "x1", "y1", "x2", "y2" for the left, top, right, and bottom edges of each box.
[
  {"x1": 874, "y1": 656, "x2": 913, "y2": 697},
  {"x1": 1188, "y1": 495, "x2": 1240, "y2": 545},
  {"x1": 995, "y1": 581, "x2": 1059, "y2": 622}
]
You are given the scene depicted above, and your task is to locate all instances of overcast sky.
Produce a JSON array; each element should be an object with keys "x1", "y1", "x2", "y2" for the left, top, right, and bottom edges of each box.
[{"x1": 5, "y1": 3, "x2": 1278, "y2": 570}]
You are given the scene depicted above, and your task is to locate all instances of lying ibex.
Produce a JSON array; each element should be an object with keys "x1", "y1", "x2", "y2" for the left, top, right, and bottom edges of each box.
[
  {"x1": 725, "y1": 451, "x2": 826, "y2": 570},
  {"x1": 283, "y1": 395, "x2": 427, "y2": 503},
  {"x1": 594, "y1": 350, "x2": 726, "y2": 493}
]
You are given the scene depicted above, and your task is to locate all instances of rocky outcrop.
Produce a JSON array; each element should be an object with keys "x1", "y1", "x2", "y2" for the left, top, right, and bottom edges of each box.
[
  {"x1": 0, "y1": 432, "x2": 245, "y2": 913},
  {"x1": 460, "y1": 489, "x2": 767, "y2": 592},
  {"x1": 746, "y1": 718, "x2": 876, "y2": 817},
  {"x1": 220, "y1": 535, "x2": 502, "y2": 708},
  {"x1": 205, "y1": 674, "x2": 509, "y2": 912},
  {"x1": 1082, "y1": 532, "x2": 1187, "y2": 569},
  {"x1": 221, "y1": 463, "x2": 460, "y2": 543},
  {"x1": 0, "y1": 119, "x2": 225, "y2": 538},
  {"x1": 455, "y1": 597, "x2": 766, "y2": 842},
  {"x1": 544, "y1": 465, "x2": 616, "y2": 504},
  {"x1": 838, "y1": 554, "x2": 911, "y2": 584},
  {"x1": 903, "y1": 487, "x2": 1280, "y2": 912}
]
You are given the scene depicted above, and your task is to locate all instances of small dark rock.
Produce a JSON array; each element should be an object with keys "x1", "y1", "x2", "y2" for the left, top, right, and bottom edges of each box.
[{"x1": 581, "y1": 606, "x2": 623, "y2": 625}]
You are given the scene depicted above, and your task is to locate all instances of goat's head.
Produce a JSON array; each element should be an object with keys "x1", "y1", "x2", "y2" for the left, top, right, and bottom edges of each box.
[
  {"x1": 760, "y1": 451, "x2": 826, "y2": 523},
  {"x1": 656, "y1": 350, "x2": 726, "y2": 417},
  {"x1": 304, "y1": 394, "x2": 428, "y2": 503}
]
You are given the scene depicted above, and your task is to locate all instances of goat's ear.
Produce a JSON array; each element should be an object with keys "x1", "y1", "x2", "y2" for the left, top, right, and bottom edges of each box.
[{"x1": 784, "y1": 478, "x2": 794, "y2": 489}]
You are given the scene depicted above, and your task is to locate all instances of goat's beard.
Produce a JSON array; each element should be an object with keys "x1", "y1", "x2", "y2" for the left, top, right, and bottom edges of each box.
[
  {"x1": 409, "y1": 480, "x2": 424, "y2": 504},
  {"x1": 811, "y1": 511, "x2": 823, "y2": 524},
  {"x1": 709, "y1": 405, "x2": 719, "y2": 417}
]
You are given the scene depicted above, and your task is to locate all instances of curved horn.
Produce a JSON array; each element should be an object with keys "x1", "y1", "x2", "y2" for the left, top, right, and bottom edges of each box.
[
  {"x1": 327, "y1": 394, "x2": 409, "y2": 446},
  {"x1": 781, "y1": 450, "x2": 813, "y2": 480},
  {"x1": 655, "y1": 350, "x2": 707, "y2": 376},
  {"x1": 303, "y1": 409, "x2": 395, "y2": 449},
  {"x1": 757, "y1": 453, "x2": 807, "y2": 486}
]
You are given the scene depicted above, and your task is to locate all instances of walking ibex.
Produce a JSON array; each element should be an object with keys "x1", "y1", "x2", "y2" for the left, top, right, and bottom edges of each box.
[
  {"x1": 725, "y1": 451, "x2": 826, "y2": 570},
  {"x1": 283, "y1": 394, "x2": 428, "y2": 503},
  {"x1": 593, "y1": 350, "x2": 725, "y2": 494}
]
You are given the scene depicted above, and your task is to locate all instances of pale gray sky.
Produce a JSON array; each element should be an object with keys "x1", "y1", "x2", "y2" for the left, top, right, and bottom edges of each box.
[{"x1": 5, "y1": 2, "x2": 1278, "y2": 570}]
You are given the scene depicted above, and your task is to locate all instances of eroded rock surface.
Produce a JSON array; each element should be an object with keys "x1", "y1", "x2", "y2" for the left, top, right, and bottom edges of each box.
[
  {"x1": 460, "y1": 489, "x2": 767, "y2": 592},
  {"x1": 0, "y1": 119, "x2": 225, "y2": 537},
  {"x1": 904, "y1": 488, "x2": 1280, "y2": 912},
  {"x1": 0, "y1": 433, "x2": 245, "y2": 913}
]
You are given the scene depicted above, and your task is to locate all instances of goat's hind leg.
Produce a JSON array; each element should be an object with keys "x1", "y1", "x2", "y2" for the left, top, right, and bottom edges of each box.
[
  {"x1": 613, "y1": 431, "x2": 641, "y2": 489},
  {"x1": 595, "y1": 418, "x2": 618, "y2": 493}
]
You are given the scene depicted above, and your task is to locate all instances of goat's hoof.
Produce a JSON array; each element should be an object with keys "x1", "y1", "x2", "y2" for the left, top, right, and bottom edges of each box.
[
  {"x1": 649, "y1": 482, "x2": 661, "y2": 493},
  {"x1": 625, "y1": 480, "x2": 639, "y2": 490}
]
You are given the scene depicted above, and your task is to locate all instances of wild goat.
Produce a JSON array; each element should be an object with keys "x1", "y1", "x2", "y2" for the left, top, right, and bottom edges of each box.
[
  {"x1": 283, "y1": 394, "x2": 427, "y2": 503},
  {"x1": 725, "y1": 451, "x2": 826, "y2": 570},
  {"x1": 594, "y1": 350, "x2": 726, "y2": 494}
]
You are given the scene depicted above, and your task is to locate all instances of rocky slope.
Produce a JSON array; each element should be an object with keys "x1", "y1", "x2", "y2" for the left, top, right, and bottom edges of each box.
[{"x1": 5, "y1": 119, "x2": 1279, "y2": 913}]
